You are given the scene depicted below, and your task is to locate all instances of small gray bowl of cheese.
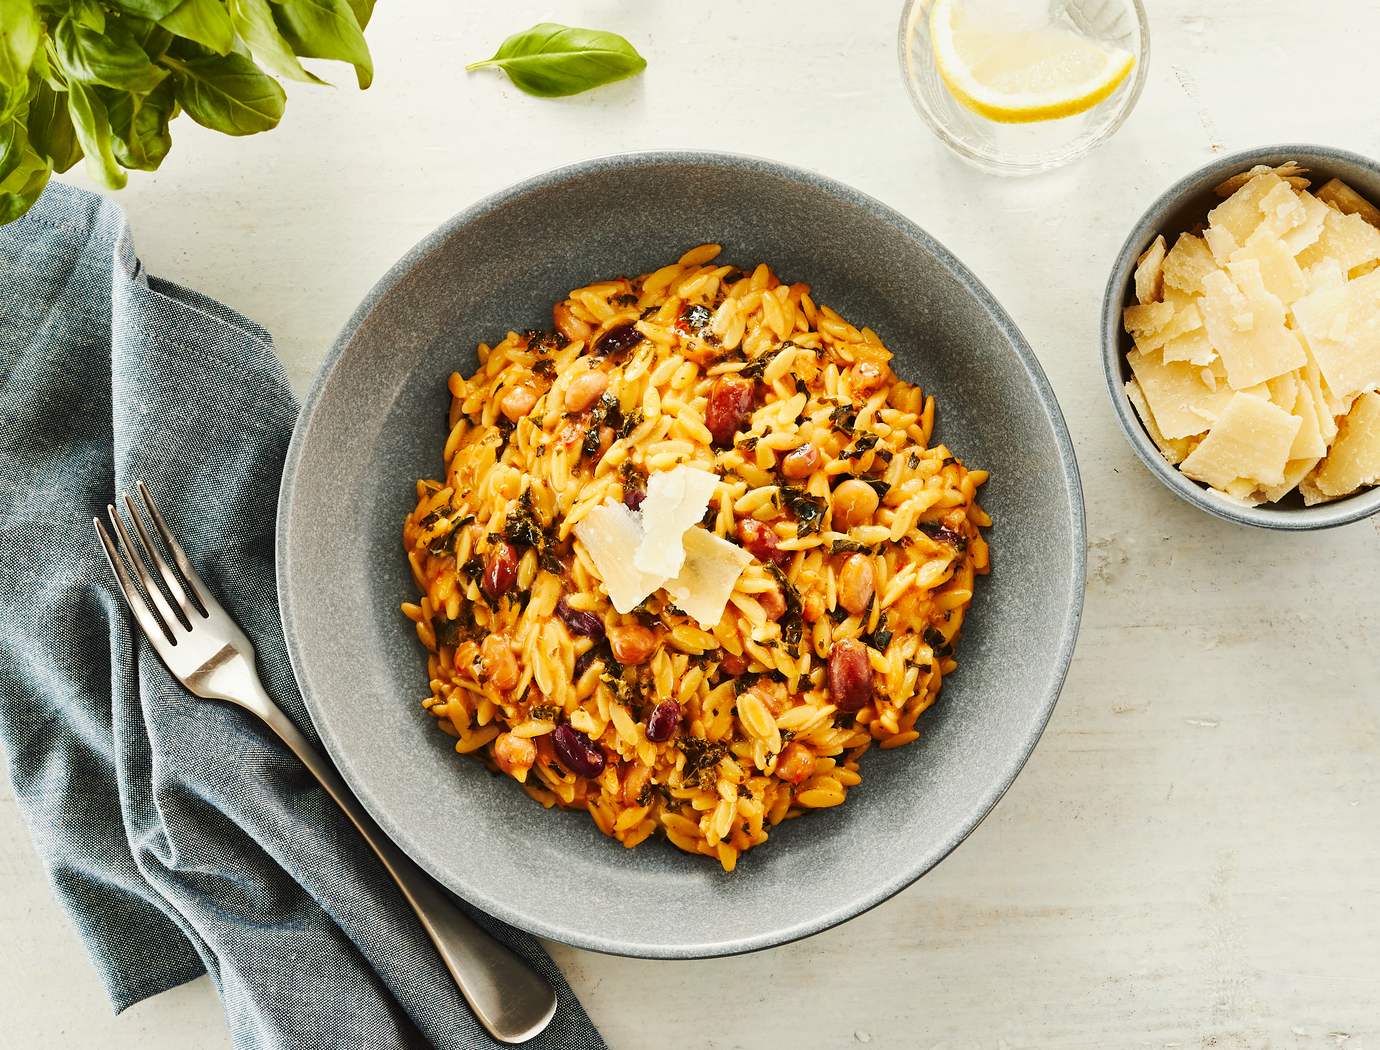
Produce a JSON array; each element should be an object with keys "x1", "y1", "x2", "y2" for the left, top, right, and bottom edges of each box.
[{"x1": 1103, "y1": 144, "x2": 1380, "y2": 530}]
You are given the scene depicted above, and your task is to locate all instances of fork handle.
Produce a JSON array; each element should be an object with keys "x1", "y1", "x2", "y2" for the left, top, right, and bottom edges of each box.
[{"x1": 233, "y1": 676, "x2": 558, "y2": 1044}]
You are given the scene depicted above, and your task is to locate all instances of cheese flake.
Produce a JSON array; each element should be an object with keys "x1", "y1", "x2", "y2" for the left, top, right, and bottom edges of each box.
[
  {"x1": 574, "y1": 502, "x2": 668, "y2": 614},
  {"x1": 1127, "y1": 348, "x2": 1233, "y2": 439},
  {"x1": 1310, "y1": 391, "x2": 1380, "y2": 498},
  {"x1": 1125, "y1": 379, "x2": 1195, "y2": 465},
  {"x1": 634, "y1": 465, "x2": 720, "y2": 578},
  {"x1": 1179, "y1": 393, "x2": 1302, "y2": 489},
  {"x1": 1230, "y1": 228, "x2": 1307, "y2": 305},
  {"x1": 1199, "y1": 267, "x2": 1306, "y2": 388},
  {"x1": 1298, "y1": 208, "x2": 1380, "y2": 273},
  {"x1": 1208, "y1": 174, "x2": 1282, "y2": 246},
  {"x1": 1163, "y1": 233, "x2": 1219, "y2": 296},
  {"x1": 663, "y1": 527, "x2": 753, "y2": 629},
  {"x1": 1134, "y1": 235, "x2": 1167, "y2": 305},
  {"x1": 1293, "y1": 269, "x2": 1380, "y2": 403}
]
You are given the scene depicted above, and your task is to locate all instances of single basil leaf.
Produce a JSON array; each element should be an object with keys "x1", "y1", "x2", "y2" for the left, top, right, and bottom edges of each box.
[
  {"x1": 159, "y1": 0, "x2": 236, "y2": 55},
  {"x1": 126, "y1": 17, "x2": 175, "y2": 60},
  {"x1": 104, "y1": 79, "x2": 174, "y2": 170},
  {"x1": 27, "y1": 80, "x2": 83, "y2": 172},
  {"x1": 346, "y1": 0, "x2": 374, "y2": 31},
  {"x1": 230, "y1": 0, "x2": 324, "y2": 84},
  {"x1": 466, "y1": 22, "x2": 646, "y2": 98},
  {"x1": 0, "y1": 119, "x2": 22, "y2": 184},
  {"x1": 163, "y1": 52, "x2": 284, "y2": 135},
  {"x1": 272, "y1": 0, "x2": 371, "y2": 89},
  {"x1": 55, "y1": 16, "x2": 168, "y2": 93},
  {"x1": 0, "y1": 137, "x2": 51, "y2": 224},
  {"x1": 66, "y1": 80, "x2": 127, "y2": 188},
  {"x1": 0, "y1": 1, "x2": 41, "y2": 89}
]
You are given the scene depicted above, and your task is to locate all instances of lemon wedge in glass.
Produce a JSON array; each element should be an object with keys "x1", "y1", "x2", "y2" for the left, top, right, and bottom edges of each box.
[{"x1": 929, "y1": 0, "x2": 1136, "y2": 124}]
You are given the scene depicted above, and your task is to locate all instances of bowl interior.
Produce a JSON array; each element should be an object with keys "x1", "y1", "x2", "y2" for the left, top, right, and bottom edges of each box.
[
  {"x1": 1104, "y1": 144, "x2": 1380, "y2": 529},
  {"x1": 279, "y1": 152, "x2": 1085, "y2": 957}
]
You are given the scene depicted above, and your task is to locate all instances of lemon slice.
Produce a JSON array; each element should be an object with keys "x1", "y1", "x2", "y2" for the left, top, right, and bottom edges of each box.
[{"x1": 929, "y1": 0, "x2": 1135, "y2": 124}]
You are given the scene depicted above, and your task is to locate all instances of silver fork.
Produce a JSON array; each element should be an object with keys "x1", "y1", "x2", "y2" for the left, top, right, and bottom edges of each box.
[{"x1": 95, "y1": 482, "x2": 557, "y2": 1045}]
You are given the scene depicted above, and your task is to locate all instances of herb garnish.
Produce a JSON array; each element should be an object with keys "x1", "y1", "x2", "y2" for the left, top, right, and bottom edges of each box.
[
  {"x1": 781, "y1": 487, "x2": 825, "y2": 536},
  {"x1": 466, "y1": 23, "x2": 647, "y2": 98}
]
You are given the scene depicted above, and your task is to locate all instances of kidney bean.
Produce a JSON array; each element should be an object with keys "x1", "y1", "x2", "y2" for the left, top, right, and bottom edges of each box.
[
  {"x1": 595, "y1": 322, "x2": 645, "y2": 359},
  {"x1": 622, "y1": 482, "x2": 646, "y2": 511},
  {"x1": 837, "y1": 554, "x2": 876, "y2": 616},
  {"x1": 553, "y1": 723, "x2": 606, "y2": 778},
  {"x1": 645, "y1": 700, "x2": 681, "y2": 743},
  {"x1": 737, "y1": 518, "x2": 788, "y2": 566},
  {"x1": 757, "y1": 585, "x2": 787, "y2": 622},
  {"x1": 706, "y1": 377, "x2": 755, "y2": 448},
  {"x1": 719, "y1": 652, "x2": 748, "y2": 677},
  {"x1": 828, "y1": 638, "x2": 873, "y2": 712},
  {"x1": 556, "y1": 597, "x2": 605, "y2": 642},
  {"x1": 482, "y1": 541, "x2": 517, "y2": 600}
]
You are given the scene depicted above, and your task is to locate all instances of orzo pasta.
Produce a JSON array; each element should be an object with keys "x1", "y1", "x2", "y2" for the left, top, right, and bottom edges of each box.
[{"x1": 401, "y1": 244, "x2": 991, "y2": 871}]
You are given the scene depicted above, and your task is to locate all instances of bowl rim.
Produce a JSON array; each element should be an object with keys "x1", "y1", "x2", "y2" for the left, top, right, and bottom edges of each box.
[
  {"x1": 1101, "y1": 142, "x2": 1380, "y2": 531},
  {"x1": 277, "y1": 148, "x2": 1088, "y2": 957}
]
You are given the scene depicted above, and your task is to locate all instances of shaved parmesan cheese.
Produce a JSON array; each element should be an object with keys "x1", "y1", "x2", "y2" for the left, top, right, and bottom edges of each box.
[
  {"x1": 1281, "y1": 191, "x2": 1331, "y2": 255},
  {"x1": 1208, "y1": 174, "x2": 1282, "y2": 246},
  {"x1": 1199, "y1": 267, "x2": 1306, "y2": 388},
  {"x1": 1264, "y1": 457, "x2": 1322, "y2": 503},
  {"x1": 1287, "y1": 381, "x2": 1328, "y2": 461},
  {"x1": 1293, "y1": 269, "x2": 1380, "y2": 402},
  {"x1": 1180, "y1": 393, "x2": 1302, "y2": 489},
  {"x1": 1161, "y1": 326, "x2": 1217, "y2": 367},
  {"x1": 1163, "y1": 234, "x2": 1218, "y2": 296},
  {"x1": 1309, "y1": 391, "x2": 1380, "y2": 498},
  {"x1": 1135, "y1": 235, "x2": 1167, "y2": 304},
  {"x1": 1125, "y1": 379, "x2": 1195, "y2": 465},
  {"x1": 1297, "y1": 208, "x2": 1380, "y2": 273},
  {"x1": 664, "y1": 527, "x2": 752, "y2": 629},
  {"x1": 574, "y1": 502, "x2": 668, "y2": 613},
  {"x1": 635, "y1": 465, "x2": 720, "y2": 578},
  {"x1": 1128, "y1": 348, "x2": 1233, "y2": 439},
  {"x1": 1230, "y1": 227, "x2": 1307, "y2": 305}
]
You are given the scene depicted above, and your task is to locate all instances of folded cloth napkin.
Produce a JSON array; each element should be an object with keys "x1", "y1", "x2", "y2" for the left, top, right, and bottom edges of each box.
[{"x1": 0, "y1": 183, "x2": 605, "y2": 1050}]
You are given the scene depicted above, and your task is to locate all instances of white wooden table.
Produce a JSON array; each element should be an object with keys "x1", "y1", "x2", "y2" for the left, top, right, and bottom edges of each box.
[{"x1": 5, "y1": 2, "x2": 1380, "y2": 1046}]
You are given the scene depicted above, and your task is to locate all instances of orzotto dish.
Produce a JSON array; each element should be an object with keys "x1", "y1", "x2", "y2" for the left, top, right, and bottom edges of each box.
[{"x1": 401, "y1": 244, "x2": 990, "y2": 871}]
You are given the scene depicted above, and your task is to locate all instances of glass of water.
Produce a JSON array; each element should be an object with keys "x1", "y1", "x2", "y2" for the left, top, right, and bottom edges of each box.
[{"x1": 898, "y1": 0, "x2": 1150, "y2": 176}]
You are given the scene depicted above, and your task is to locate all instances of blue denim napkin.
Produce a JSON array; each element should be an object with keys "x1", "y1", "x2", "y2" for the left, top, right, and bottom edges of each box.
[{"x1": 0, "y1": 182, "x2": 605, "y2": 1050}]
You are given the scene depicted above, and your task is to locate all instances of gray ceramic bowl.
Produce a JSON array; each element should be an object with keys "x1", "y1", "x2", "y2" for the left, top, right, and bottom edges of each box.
[
  {"x1": 1103, "y1": 144, "x2": 1380, "y2": 530},
  {"x1": 277, "y1": 151, "x2": 1085, "y2": 958}
]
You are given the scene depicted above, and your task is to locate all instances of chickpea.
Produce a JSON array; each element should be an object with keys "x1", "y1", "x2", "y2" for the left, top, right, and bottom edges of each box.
[
  {"x1": 493, "y1": 732, "x2": 536, "y2": 781},
  {"x1": 837, "y1": 554, "x2": 876, "y2": 616},
  {"x1": 564, "y1": 369, "x2": 609, "y2": 414},
  {"x1": 757, "y1": 585, "x2": 787, "y2": 622},
  {"x1": 780, "y1": 442, "x2": 821, "y2": 479},
  {"x1": 499, "y1": 383, "x2": 537, "y2": 422},
  {"x1": 851, "y1": 359, "x2": 887, "y2": 395},
  {"x1": 553, "y1": 301, "x2": 593, "y2": 343},
  {"x1": 479, "y1": 633, "x2": 518, "y2": 691},
  {"x1": 608, "y1": 624, "x2": 657, "y2": 666},
  {"x1": 831, "y1": 479, "x2": 880, "y2": 530},
  {"x1": 775, "y1": 741, "x2": 815, "y2": 785},
  {"x1": 801, "y1": 592, "x2": 825, "y2": 624}
]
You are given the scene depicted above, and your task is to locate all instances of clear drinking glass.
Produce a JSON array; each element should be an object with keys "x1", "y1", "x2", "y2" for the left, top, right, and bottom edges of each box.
[{"x1": 898, "y1": 0, "x2": 1150, "y2": 176}]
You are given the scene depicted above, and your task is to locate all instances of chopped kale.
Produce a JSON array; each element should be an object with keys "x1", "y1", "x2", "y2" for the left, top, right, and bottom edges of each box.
[
  {"x1": 739, "y1": 435, "x2": 760, "y2": 452},
  {"x1": 532, "y1": 358, "x2": 556, "y2": 379},
  {"x1": 781, "y1": 486, "x2": 825, "y2": 537},
  {"x1": 528, "y1": 703, "x2": 560, "y2": 721},
  {"x1": 741, "y1": 346, "x2": 783, "y2": 380},
  {"x1": 907, "y1": 452, "x2": 920, "y2": 470},
  {"x1": 829, "y1": 404, "x2": 858, "y2": 434},
  {"x1": 923, "y1": 626, "x2": 953, "y2": 658},
  {"x1": 765, "y1": 564, "x2": 804, "y2": 649},
  {"x1": 864, "y1": 612, "x2": 892, "y2": 653},
  {"x1": 861, "y1": 477, "x2": 891, "y2": 501},
  {"x1": 918, "y1": 522, "x2": 967, "y2": 551},
  {"x1": 842, "y1": 432, "x2": 879, "y2": 460},
  {"x1": 617, "y1": 409, "x2": 644, "y2": 440},
  {"x1": 829, "y1": 538, "x2": 882, "y2": 556},
  {"x1": 678, "y1": 303, "x2": 713, "y2": 333},
  {"x1": 680, "y1": 737, "x2": 728, "y2": 782},
  {"x1": 615, "y1": 292, "x2": 638, "y2": 306}
]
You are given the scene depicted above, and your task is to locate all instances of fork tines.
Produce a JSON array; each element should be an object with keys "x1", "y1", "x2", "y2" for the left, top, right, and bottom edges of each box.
[{"x1": 95, "y1": 481, "x2": 209, "y2": 644}]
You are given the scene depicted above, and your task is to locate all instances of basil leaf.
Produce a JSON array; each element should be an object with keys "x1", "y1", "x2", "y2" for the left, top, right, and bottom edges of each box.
[
  {"x1": 273, "y1": 0, "x2": 372, "y2": 89},
  {"x1": 466, "y1": 22, "x2": 646, "y2": 98},
  {"x1": 159, "y1": 0, "x2": 235, "y2": 55},
  {"x1": 163, "y1": 52, "x2": 284, "y2": 135},
  {"x1": 55, "y1": 17, "x2": 168, "y2": 93},
  {"x1": 229, "y1": 0, "x2": 324, "y2": 84},
  {"x1": 27, "y1": 81, "x2": 83, "y2": 172},
  {"x1": 346, "y1": 0, "x2": 374, "y2": 31},
  {"x1": 0, "y1": 0, "x2": 41, "y2": 89},
  {"x1": 0, "y1": 134, "x2": 50, "y2": 225},
  {"x1": 66, "y1": 80, "x2": 126, "y2": 188},
  {"x1": 105, "y1": 79, "x2": 174, "y2": 170}
]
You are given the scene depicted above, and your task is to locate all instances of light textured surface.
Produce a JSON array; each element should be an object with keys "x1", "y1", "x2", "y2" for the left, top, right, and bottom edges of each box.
[{"x1": 3, "y1": 1, "x2": 1379, "y2": 1047}]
